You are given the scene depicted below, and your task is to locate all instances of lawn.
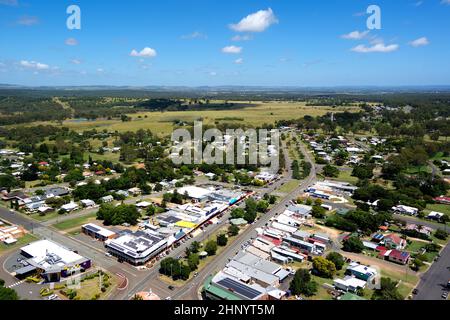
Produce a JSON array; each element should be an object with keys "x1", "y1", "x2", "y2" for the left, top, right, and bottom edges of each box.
[
  {"x1": 425, "y1": 203, "x2": 450, "y2": 217},
  {"x1": 29, "y1": 210, "x2": 62, "y2": 222},
  {"x1": 52, "y1": 213, "x2": 98, "y2": 231},
  {"x1": 404, "y1": 165, "x2": 432, "y2": 174},
  {"x1": 276, "y1": 180, "x2": 300, "y2": 194},
  {"x1": 406, "y1": 240, "x2": 427, "y2": 254},
  {"x1": 333, "y1": 169, "x2": 359, "y2": 185},
  {"x1": 0, "y1": 234, "x2": 39, "y2": 254}
]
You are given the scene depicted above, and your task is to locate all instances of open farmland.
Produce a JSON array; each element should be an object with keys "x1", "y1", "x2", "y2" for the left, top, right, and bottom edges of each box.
[{"x1": 25, "y1": 101, "x2": 360, "y2": 136}]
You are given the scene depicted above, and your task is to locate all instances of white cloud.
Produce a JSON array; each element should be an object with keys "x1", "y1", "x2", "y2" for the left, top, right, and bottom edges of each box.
[
  {"x1": 20, "y1": 60, "x2": 50, "y2": 70},
  {"x1": 222, "y1": 46, "x2": 242, "y2": 54},
  {"x1": 17, "y1": 15, "x2": 39, "y2": 26},
  {"x1": 209, "y1": 71, "x2": 217, "y2": 76},
  {"x1": 351, "y1": 43, "x2": 399, "y2": 53},
  {"x1": 341, "y1": 30, "x2": 370, "y2": 40},
  {"x1": 414, "y1": 1, "x2": 423, "y2": 7},
  {"x1": 409, "y1": 37, "x2": 429, "y2": 47},
  {"x1": 97, "y1": 68, "x2": 104, "y2": 73},
  {"x1": 234, "y1": 58, "x2": 244, "y2": 64},
  {"x1": 229, "y1": 8, "x2": 278, "y2": 33},
  {"x1": 181, "y1": 31, "x2": 207, "y2": 40},
  {"x1": 441, "y1": 0, "x2": 450, "y2": 5},
  {"x1": 130, "y1": 47, "x2": 157, "y2": 58},
  {"x1": 231, "y1": 34, "x2": 252, "y2": 41},
  {"x1": 65, "y1": 38, "x2": 78, "y2": 46},
  {"x1": 70, "y1": 59, "x2": 82, "y2": 65}
]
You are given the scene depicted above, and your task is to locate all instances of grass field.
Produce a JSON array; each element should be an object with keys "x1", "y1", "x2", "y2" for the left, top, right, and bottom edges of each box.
[
  {"x1": 53, "y1": 213, "x2": 98, "y2": 231},
  {"x1": 21, "y1": 102, "x2": 359, "y2": 136},
  {"x1": 0, "y1": 234, "x2": 38, "y2": 254},
  {"x1": 277, "y1": 180, "x2": 301, "y2": 194},
  {"x1": 333, "y1": 169, "x2": 359, "y2": 185},
  {"x1": 425, "y1": 203, "x2": 450, "y2": 217}
]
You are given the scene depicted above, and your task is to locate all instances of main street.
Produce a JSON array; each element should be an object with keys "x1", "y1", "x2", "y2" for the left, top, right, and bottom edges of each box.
[
  {"x1": 0, "y1": 132, "x2": 320, "y2": 300},
  {"x1": 167, "y1": 140, "x2": 318, "y2": 300}
]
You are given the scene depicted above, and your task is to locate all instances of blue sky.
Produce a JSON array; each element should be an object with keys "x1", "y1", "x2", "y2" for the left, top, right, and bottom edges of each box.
[{"x1": 1, "y1": 0, "x2": 450, "y2": 86}]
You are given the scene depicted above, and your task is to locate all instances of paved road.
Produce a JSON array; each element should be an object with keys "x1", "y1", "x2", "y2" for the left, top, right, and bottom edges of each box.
[
  {"x1": 413, "y1": 242, "x2": 450, "y2": 300},
  {"x1": 393, "y1": 214, "x2": 449, "y2": 232},
  {"x1": 171, "y1": 140, "x2": 318, "y2": 300}
]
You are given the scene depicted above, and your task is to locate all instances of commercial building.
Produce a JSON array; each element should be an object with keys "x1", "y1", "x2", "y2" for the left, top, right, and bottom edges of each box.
[
  {"x1": 105, "y1": 230, "x2": 167, "y2": 265},
  {"x1": 82, "y1": 223, "x2": 116, "y2": 241},
  {"x1": 20, "y1": 240, "x2": 91, "y2": 282},
  {"x1": 203, "y1": 273, "x2": 265, "y2": 300}
]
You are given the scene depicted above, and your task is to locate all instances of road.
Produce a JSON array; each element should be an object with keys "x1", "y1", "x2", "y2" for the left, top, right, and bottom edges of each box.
[
  {"x1": 168, "y1": 140, "x2": 317, "y2": 300},
  {"x1": 393, "y1": 214, "x2": 449, "y2": 232},
  {"x1": 0, "y1": 131, "x2": 320, "y2": 301},
  {"x1": 413, "y1": 241, "x2": 450, "y2": 300}
]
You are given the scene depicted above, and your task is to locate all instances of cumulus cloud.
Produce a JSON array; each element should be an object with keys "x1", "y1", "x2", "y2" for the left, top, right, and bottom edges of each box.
[
  {"x1": 20, "y1": 60, "x2": 50, "y2": 70},
  {"x1": 351, "y1": 43, "x2": 399, "y2": 53},
  {"x1": 409, "y1": 37, "x2": 429, "y2": 47},
  {"x1": 229, "y1": 8, "x2": 278, "y2": 33},
  {"x1": 231, "y1": 34, "x2": 252, "y2": 41},
  {"x1": 65, "y1": 38, "x2": 78, "y2": 46},
  {"x1": 17, "y1": 15, "x2": 39, "y2": 26},
  {"x1": 234, "y1": 58, "x2": 244, "y2": 64},
  {"x1": 341, "y1": 30, "x2": 370, "y2": 40},
  {"x1": 181, "y1": 31, "x2": 207, "y2": 40},
  {"x1": 130, "y1": 47, "x2": 157, "y2": 58},
  {"x1": 70, "y1": 59, "x2": 82, "y2": 65},
  {"x1": 222, "y1": 45, "x2": 242, "y2": 54}
]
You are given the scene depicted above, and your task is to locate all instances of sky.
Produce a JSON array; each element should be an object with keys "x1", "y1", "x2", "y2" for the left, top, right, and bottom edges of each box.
[{"x1": 1, "y1": 0, "x2": 450, "y2": 87}]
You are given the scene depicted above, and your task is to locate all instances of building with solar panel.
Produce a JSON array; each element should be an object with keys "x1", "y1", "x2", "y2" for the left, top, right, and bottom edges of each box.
[
  {"x1": 203, "y1": 272, "x2": 267, "y2": 300},
  {"x1": 104, "y1": 230, "x2": 168, "y2": 265}
]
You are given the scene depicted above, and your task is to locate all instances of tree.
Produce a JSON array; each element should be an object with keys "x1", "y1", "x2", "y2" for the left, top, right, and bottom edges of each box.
[
  {"x1": 256, "y1": 200, "x2": 269, "y2": 213},
  {"x1": 343, "y1": 236, "x2": 364, "y2": 253},
  {"x1": 205, "y1": 240, "x2": 217, "y2": 256},
  {"x1": 435, "y1": 229, "x2": 448, "y2": 240},
  {"x1": 312, "y1": 205, "x2": 326, "y2": 219},
  {"x1": 352, "y1": 164, "x2": 375, "y2": 180},
  {"x1": 312, "y1": 257, "x2": 336, "y2": 278},
  {"x1": 323, "y1": 165, "x2": 339, "y2": 178},
  {"x1": 187, "y1": 253, "x2": 200, "y2": 271},
  {"x1": 228, "y1": 224, "x2": 240, "y2": 236},
  {"x1": 190, "y1": 241, "x2": 201, "y2": 254},
  {"x1": 217, "y1": 234, "x2": 228, "y2": 247},
  {"x1": 326, "y1": 252, "x2": 345, "y2": 271},
  {"x1": 230, "y1": 208, "x2": 245, "y2": 219},
  {"x1": 0, "y1": 279, "x2": 19, "y2": 300},
  {"x1": 371, "y1": 278, "x2": 403, "y2": 300},
  {"x1": 289, "y1": 269, "x2": 318, "y2": 297}
]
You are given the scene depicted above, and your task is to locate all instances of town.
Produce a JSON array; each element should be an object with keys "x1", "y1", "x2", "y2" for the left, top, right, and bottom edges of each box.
[{"x1": 1, "y1": 0, "x2": 450, "y2": 310}]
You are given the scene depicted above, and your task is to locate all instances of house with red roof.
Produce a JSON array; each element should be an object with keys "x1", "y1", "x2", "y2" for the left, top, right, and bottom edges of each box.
[
  {"x1": 383, "y1": 234, "x2": 406, "y2": 250},
  {"x1": 434, "y1": 196, "x2": 450, "y2": 205},
  {"x1": 384, "y1": 249, "x2": 410, "y2": 265}
]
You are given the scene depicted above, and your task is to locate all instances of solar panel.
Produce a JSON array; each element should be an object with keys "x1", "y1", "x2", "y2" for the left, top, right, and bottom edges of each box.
[
  {"x1": 217, "y1": 277, "x2": 261, "y2": 299},
  {"x1": 83, "y1": 225, "x2": 100, "y2": 232}
]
